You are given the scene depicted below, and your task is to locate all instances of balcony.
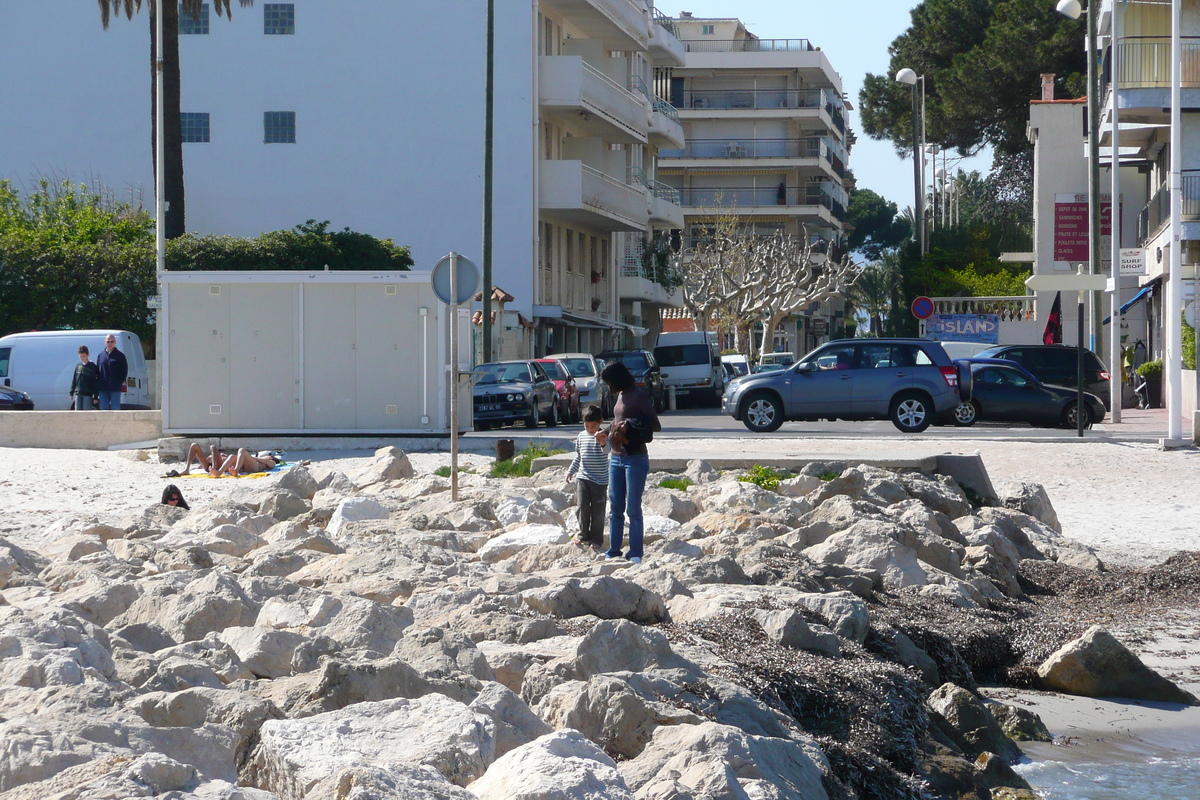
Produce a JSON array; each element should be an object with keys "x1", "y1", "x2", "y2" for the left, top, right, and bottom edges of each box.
[
  {"x1": 1101, "y1": 37, "x2": 1200, "y2": 117},
  {"x1": 629, "y1": 167, "x2": 684, "y2": 228},
  {"x1": 630, "y1": 74, "x2": 685, "y2": 148},
  {"x1": 540, "y1": 56, "x2": 648, "y2": 143},
  {"x1": 676, "y1": 185, "x2": 844, "y2": 222},
  {"x1": 659, "y1": 137, "x2": 844, "y2": 177},
  {"x1": 681, "y1": 38, "x2": 814, "y2": 53},
  {"x1": 619, "y1": 238, "x2": 683, "y2": 306},
  {"x1": 1137, "y1": 173, "x2": 1200, "y2": 243},
  {"x1": 543, "y1": 0, "x2": 649, "y2": 51},
  {"x1": 649, "y1": 8, "x2": 685, "y2": 66},
  {"x1": 540, "y1": 160, "x2": 648, "y2": 232}
]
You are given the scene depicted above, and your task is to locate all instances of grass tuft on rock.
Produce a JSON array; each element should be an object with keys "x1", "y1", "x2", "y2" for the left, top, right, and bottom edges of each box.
[
  {"x1": 739, "y1": 464, "x2": 785, "y2": 491},
  {"x1": 489, "y1": 442, "x2": 566, "y2": 478},
  {"x1": 659, "y1": 477, "x2": 694, "y2": 491}
]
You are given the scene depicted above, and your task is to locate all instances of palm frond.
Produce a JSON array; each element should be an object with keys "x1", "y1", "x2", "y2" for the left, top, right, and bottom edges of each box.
[{"x1": 97, "y1": 0, "x2": 142, "y2": 30}]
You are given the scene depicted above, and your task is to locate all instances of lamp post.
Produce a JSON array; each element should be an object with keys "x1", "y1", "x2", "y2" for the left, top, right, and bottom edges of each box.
[
  {"x1": 1055, "y1": 0, "x2": 1103, "y2": 361},
  {"x1": 1166, "y1": 0, "x2": 1183, "y2": 442},
  {"x1": 1108, "y1": 0, "x2": 1122, "y2": 424},
  {"x1": 895, "y1": 68, "x2": 926, "y2": 255},
  {"x1": 481, "y1": 0, "x2": 495, "y2": 363}
]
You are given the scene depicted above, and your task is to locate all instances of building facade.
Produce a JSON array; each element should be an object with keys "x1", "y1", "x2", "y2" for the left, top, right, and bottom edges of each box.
[
  {"x1": 0, "y1": 0, "x2": 686, "y2": 359},
  {"x1": 656, "y1": 14, "x2": 853, "y2": 356}
]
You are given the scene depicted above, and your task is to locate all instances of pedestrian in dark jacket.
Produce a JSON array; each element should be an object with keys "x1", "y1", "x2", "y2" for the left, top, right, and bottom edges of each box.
[
  {"x1": 599, "y1": 360, "x2": 661, "y2": 564},
  {"x1": 95, "y1": 334, "x2": 129, "y2": 410},
  {"x1": 69, "y1": 345, "x2": 99, "y2": 411}
]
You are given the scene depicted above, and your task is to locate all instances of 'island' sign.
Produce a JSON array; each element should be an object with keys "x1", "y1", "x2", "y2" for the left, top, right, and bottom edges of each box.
[{"x1": 925, "y1": 314, "x2": 1000, "y2": 344}]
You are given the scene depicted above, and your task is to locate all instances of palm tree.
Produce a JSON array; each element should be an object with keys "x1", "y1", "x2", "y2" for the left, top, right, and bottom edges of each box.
[
  {"x1": 848, "y1": 256, "x2": 901, "y2": 337},
  {"x1": 98, "y1": 1, "x2": 254, "y2": 239}
]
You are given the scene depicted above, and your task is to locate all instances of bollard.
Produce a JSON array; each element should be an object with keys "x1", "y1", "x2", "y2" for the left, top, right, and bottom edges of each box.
[
  {"x1": 667, "y1": 385, "x2": 677, "y2": 411},
  {"x1": 496, "y1": 439, "x2": 515, "y2": 462}
]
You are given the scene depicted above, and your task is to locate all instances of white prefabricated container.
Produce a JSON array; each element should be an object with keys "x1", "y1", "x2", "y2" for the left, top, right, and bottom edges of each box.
[
  {"x1": 0, "y1": 329, "x2": 151, "y2": 410},
  {"x1": 160, "y1": 271, "x2": 470, "y2": 434}
]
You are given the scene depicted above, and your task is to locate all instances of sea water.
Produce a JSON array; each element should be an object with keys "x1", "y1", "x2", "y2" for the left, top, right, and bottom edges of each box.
[{"x1": 1017, "y1": 756, "x2": 1200, "y2": 799}]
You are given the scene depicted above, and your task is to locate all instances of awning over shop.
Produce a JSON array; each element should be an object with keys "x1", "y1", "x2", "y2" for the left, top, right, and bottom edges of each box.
[
  {"x1": 1102, "y1": 281, "x2": 1156, "y2": 325},
  {"x1": 560, "y1": 310, "x2": 648, "y2": 337}
]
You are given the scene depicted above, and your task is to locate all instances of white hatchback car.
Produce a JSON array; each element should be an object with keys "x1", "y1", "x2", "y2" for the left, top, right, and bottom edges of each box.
[{"x1": 554, "y1": 353, "x2": 611, "y2": 416}]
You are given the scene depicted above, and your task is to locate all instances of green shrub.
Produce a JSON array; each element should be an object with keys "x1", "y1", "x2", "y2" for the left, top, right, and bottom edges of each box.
[
  {"x1": 659, "y1": 477, "x2": 693, "y2": 491},
  {"x1": 1136, "y1": 358, "x2": 1163, "y2": 378},
  {"x1": 490, "y1": 442, "x2": 565, "y2": 479},
  {"x1": 434, "y1": 465, "x2": 474, "y2": 478},
  {"x1": 166, "y1": 219, "x2": 413, "y2": 272},
  {"x1": 739, "y1": 464, "x2": 784, "y2": 491},
  {"x1": 819, "y1": 471, "x2": 839, "y2": 482},
  {"x1": 1184, "y1": 314, "x2": 1196, "y2": 371}
]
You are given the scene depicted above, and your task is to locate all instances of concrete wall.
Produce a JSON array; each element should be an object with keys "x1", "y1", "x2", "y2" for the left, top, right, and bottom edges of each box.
[{"x1": 0, "y1": 411, "x2": 161, "y2": 450}]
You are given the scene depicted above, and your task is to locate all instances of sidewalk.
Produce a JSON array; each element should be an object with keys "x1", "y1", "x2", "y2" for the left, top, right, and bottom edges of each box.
[{"x1": 1093, "y1": 406, "x2": 1179, "y2": 439}]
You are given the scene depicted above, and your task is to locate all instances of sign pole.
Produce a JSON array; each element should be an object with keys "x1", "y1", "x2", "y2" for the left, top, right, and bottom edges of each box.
[{"x1": 450, "y1": 252, "x2": 460, "y2": 502}]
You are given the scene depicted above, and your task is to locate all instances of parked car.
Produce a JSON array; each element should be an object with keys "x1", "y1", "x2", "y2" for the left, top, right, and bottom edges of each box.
[
  {"x1": 721, "y1": 354, "x2": 750, "y2": 378},
  {"x1": 952, "y1": 359, "x2": 1106, "y2": 429},
  {"x1": 758, "y1": 352, "x2": 795, "y2": 370},
  {"x1": 653, "y1": 331, "x2": 725, "y2": 407},
  {"x1": 596, "y1": 349, "x2": 666, "y2": 411},
  {"x1": 974, "y1": 344, "x2": 1111, "y2": 409},
  {"x1": 471, "y1": 360, "x2": 558, "y2": 429},
  {"x1": 723, "y1": 338, "x2": 968, "y2": 433},
  {"x1": 535, "y1": 358, "x2": 580, "y2": 423},
  {"x1": 555, "y1": 352, "x2": 610, "y2": 416},
  {"x1": 0, "y1": 384, "x2": 35, "y2": 410}
]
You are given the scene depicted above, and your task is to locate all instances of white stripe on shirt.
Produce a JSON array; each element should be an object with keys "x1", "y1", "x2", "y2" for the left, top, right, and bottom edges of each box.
[{"x1": 567, "y1": 430, "x2": 609, "y2": 484}]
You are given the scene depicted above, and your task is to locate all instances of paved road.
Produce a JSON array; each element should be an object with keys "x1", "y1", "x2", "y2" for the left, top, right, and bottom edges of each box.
[{"x1": 461, "y1": 404, "x2": 1172, "y2": 445}]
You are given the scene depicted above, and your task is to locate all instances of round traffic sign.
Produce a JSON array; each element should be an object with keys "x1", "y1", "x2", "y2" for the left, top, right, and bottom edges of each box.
[
  {"x1": 911, "y1": 296, "x2": 934, "y2": 320},
  {"x1": 431, "y1": 253, "x2": 480, "y2": 305}
]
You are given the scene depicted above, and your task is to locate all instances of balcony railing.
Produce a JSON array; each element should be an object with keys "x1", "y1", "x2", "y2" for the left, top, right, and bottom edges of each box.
[
  {"x1": 580, "y1": 60, "x2": 644, "y2": 117},
  {"x1": 651, "y1": 7, "x2": 679, "y2": 39},
  {"x1": 677, "y1": 186, "x2": 845, "y2": 218},
  {"x1": 659, "y1": 137, "x2": 834, "y2": 161},
  {"x1": 1138, "y1": 173, "x2": 1200, "y2": 242},
  {"x1": 621, "y1": 238, "x2": 681, "y2": 287},
  {"x1": 677, "y1": 87, "x2": 843, "y2": 116},
  {"x1": 681, "y1": 38, "x2": 814, "y2": 53},
  {"x1": 627, "y1": 166, "x2": 681, "y2": 204},
  {"x1": 629, "y1": 74, "x2": 681, "y2": 122},
  {"x1": 1102, "y1": 37, "x2": 1200, "y2": 94},
  {"x1": 930, "y1": 296, "x2": 1036, "y2": 323}
]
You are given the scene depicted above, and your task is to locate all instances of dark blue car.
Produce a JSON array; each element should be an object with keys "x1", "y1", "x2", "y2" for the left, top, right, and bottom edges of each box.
[{"x1": 952, "y1": 358, "x2": 1106, "y2": 429}]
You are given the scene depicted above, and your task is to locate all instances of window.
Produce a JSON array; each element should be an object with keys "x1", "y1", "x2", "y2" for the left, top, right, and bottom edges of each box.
[
  {"x1": 0, "y1": 347, "x2": 10, "y2": 378},
  {"x1": 263, "y1": 111, "x2": 296, "y2": 143},
  {"x1": 180, "y1": 113, "x2": 210, "y2": 143},
  {"x1": 179, "y1": 3, "x2": 209, "y2": 34},
  {"x1": 263, "y1": 3, "x2": 295, "y2": 35},
  {"x1": 701, "y1": 24, "x2": 715, "y2": 35}
]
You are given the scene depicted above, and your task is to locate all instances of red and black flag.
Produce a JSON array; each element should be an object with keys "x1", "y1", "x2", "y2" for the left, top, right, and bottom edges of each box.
[{"x1": 1043, "y1": 291, "x2": 1063, "y2": 345}]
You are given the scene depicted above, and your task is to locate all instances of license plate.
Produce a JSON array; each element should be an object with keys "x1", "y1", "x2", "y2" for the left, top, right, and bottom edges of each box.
[{"x1": 676, "y1": 389, "x2": 690, "y2": 395}]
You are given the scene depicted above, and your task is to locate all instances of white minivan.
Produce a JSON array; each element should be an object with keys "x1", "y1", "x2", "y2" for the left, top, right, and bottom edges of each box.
[
  {"x1": 0, "y1": 330, "x2": 151, "y2": 410},
  {"x1": 653, "y1": 331, "x2": 725, "y2": 407}
]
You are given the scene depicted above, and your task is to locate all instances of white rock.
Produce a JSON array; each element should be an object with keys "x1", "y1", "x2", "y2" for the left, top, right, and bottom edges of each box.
[
  {"x1": 348, "y1": 446, "x2": 415, "y2": 488},
  {"x1": 478, "y1": 524, "x2": 570, "y2": 564},
  {"x1": 216, "y1": 627, "x2": 308, "y2": 679},
  {"x1": 468, "y1": 729, "x2": 635, "y2": 800},
  {"x1": 248, "y1": 694, "x2": 495, "y2": 793},
  {"x1": 327, "y1": 497, "x2": 390, "y2": 538}
]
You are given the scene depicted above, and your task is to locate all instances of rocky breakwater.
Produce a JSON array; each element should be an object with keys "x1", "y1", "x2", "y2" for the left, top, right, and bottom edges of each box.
[{"x1": 0, "y1": 447, "x2": 1192, "y2": 800}]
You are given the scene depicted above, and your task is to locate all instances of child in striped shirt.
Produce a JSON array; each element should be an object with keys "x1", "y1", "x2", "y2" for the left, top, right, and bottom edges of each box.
[{"x1": 565, "y1": 404, "x2": 609, "y2": 550}]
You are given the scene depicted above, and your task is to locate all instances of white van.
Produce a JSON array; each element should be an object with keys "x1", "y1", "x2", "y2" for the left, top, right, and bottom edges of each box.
[
  {"x1": 0, "y1": 330, "x2": 150, "y2": 410},
  {"x1": 653, "y1": 331, "x2": 725, "y2": 407}
]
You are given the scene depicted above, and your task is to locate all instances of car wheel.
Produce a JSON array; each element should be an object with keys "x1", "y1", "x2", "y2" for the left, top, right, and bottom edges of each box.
[
  {"x1": 525, "y1": 404, "x2": 539, "y2": 429},
  {"x1": 741, "y1": 392, "x2": 784, "y2": 433},
  {"x1": 890, "y1": 392, "x2": 933, "y2": 433},
  {"x1": 546, "y1": 400, "x2": 559, "y2": 427},
  {"x1": 953, "y1": 400, "x2": 980, "y2": 427},
  {"x1": 1062, "y1": 402, "x2": 1091, "y2": 430}
]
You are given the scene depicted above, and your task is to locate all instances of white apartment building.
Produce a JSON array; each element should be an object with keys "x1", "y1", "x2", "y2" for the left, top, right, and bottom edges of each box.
[
  {"x1": 0, "y1": 0, "x2": 686, "y2": 359},
  {"x1": 656, "y1": 14, "x2": 852, "y2": 354}
]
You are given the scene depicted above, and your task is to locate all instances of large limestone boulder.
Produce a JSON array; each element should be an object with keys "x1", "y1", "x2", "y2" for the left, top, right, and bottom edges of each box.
[
  {"x1": 348, "y1": 446, "x2": 415, "y2": 488},
  {"x1": 216, "y1": 626, "x2": 308, "y2": 679},
  {"x1": 619, "y1": 722, "x2": 829, "y2": 800},
  {"x1": 926, "y1": 683, "x2": 1021, "y2": 763},
  {"x1": 534, "y1": 675, "x2": 702, "y2": 759},
  {"x1": 276, "y1": 465, "x2": 320, "y2": 500},
  {"x1": 251, "y1": 656, "x2": 430, "y2": 719},
  {"x1": 303, "y1": 764, "x2": 477, "y2": 800},
  {"x1": 522, "y1": 576, "x2": 667, "y2": 625},
  {"x1": 111, "y1": 571, "x2": 256, "y2": 645},
  {"x1": 246, "y1": 694, "x2": 495, "y2": 794},
  {"x1": 468, "y1": 729, "x2": 635, "y2": 800},
  {"x1": 392, "y1": 625, "x2": 495, "y2": 682},
  {"x1": 1037, "y1": 626, "x2": 1197, "y2": 704},
  {"x1": 469, "y1": 682, "x2": 553, "y2": 758},
  {"x1": 803, "y1": 519, "x2": 931, "y2": 589},
  {"x1": 478, "y1": 524, "x2": 571, "y2": 563},
  {"x1": 642, "y1": 489, "x2": 699, "y2": 523},
  {"x1": 326, "y1": 497, "x2": 390, "y2": 538},
  {"x1": 997, "y1": 481, "x2": 1060, "y2": 532}
]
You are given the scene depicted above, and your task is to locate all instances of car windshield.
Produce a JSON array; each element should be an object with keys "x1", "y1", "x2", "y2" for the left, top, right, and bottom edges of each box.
[
  {"x1": 616, "y1": 352, "x2": 649, "y2": 370},
  {"x1": 538, "y1": 361, "x2": 568, "y2": 380},
  {"x1": 655, "y1": 344, "x2": 711, "y2": 367},
  {"x1": 559, "y1": 357, "x2": 594, "y2": 378},
  {"x1": 474, "y1": 363, "x2": 531, "y2": 384}
]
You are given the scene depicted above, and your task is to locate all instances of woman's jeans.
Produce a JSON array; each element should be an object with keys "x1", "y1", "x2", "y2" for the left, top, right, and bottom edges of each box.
[{"x1": 607, "y1": 453, "x2": 649, "y2": 559}]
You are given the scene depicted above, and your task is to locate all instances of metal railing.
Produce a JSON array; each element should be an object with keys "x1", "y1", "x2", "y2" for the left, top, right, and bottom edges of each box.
[
  {"x1": 581, "y1": 163, "x2": 644, "y2": 215},
  {"x1": 658, "y1": 137, "x2": 832, "y2": 160},
  {"x1": 681, "y1": 38, "x2": 813, "y2": 53},
  {"x1": 1138, "y1": 173, "x2": 1200, "y2": 242},
  {"x1": 678, "y1": 87, "x2": 835, "y2": 111},
  {"x1": 1102, "y1": 37, "x2": 1200, "y2": 93},
  {"x1": 582, "y1": 60, "x2": 643, "y2": 108},
  {"x1": 630, "y1": 74, "x2": 681, "y2": 122},
  {"x1": 651, "y1": 7, "x2": 680, "y2": 40},
  {"x1": 620, "y1": 238, "x2": 680, "y2": 286},
  {"x1": 676, "y1": 186, "x2": 843, "y2": 214},
  {"x1": 627, "y1": 166, "x2": 682, "y2": 205}
]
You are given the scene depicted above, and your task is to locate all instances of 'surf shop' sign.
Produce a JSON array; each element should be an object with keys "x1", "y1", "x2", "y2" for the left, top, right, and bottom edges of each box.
[{"x1": 1054, "y1": 193, "x2": 1113, "y2": 265}]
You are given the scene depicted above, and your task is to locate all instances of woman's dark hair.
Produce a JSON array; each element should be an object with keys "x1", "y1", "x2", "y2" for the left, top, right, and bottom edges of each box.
[
  {"x1": 600, "y1": 360, "x2": 636, "y2": 392},
  {"x1": 161, "y1": 484, "x2": 190, "y2": 510}
]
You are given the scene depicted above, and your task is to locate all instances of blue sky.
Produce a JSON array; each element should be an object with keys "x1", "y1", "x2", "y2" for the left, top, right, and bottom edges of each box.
[{"x1": 658, "y1": 1, "x2": 994, "y2": 212}]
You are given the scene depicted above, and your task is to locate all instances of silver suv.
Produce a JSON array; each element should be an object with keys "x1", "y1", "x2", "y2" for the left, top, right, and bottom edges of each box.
[{"x1": 723, "y1": 339, "x2": 967, "y2": 433}]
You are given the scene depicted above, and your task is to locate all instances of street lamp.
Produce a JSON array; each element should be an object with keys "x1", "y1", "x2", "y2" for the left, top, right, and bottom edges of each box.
[{"x1": 895, "y1": 68, "x2": 926, "y2": 255}]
